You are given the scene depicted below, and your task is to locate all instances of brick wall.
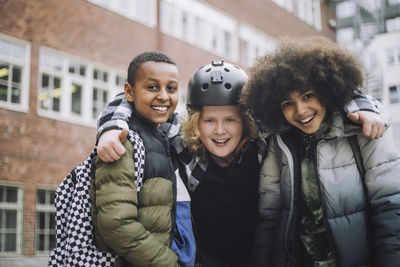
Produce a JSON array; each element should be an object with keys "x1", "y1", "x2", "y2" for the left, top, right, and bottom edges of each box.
[{"x1": 0, "y1": 0, "x2": 327, "y2": 260}]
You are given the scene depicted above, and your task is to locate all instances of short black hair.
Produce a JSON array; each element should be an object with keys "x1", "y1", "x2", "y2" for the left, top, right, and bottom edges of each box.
[
  {"x1": 240, "y1": 36, "x2": 364, "y2": 132},
  {"x1": 127, "y1": 51, "x2": 176, "y2": 86}
]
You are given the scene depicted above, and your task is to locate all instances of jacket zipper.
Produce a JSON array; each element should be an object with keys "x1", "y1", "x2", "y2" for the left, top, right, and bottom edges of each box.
[
  {"x1": 313, "y1": 139, "x2": 339, "y2": 267},
  {"x1": 276, "y1": 135, "x2": 295, "y2": 265}
]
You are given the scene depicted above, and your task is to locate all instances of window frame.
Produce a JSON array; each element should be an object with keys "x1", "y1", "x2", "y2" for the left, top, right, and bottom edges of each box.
[
  {"x1": 38, "y1": 47, "x2": 125, "y2": 127},
  {"x1": 0, "y1": 33, "x2": 31, "y2": 113},
  {"x1": 0, "y1": 183, "x2": 24, "y2": 256},
  {"x1": 35, "y1": 186, "x2": 56, "y2": 255}
]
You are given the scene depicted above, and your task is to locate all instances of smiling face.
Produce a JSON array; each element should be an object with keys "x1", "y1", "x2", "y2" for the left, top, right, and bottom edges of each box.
[
  {"x1": 198, "y1": 105, "x2": 243, "y2": 165},
  {"x1": 124, "y1": 61, "x2": 179, "y2": 125},
  {"x1": 280, "y1": 89, "x2": 326, "y2": 134}
]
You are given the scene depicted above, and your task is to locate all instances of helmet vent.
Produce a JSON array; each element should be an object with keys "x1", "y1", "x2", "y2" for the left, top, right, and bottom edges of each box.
[
  {"x1": 205, "y1": 68, "x2": 211, "y2": 72},
  {"x1": 224, "y1": 68, "x2": 230, "y2": 72},
  {"x1": 224, "y1": 83, "x2": 232, "y2": 90},
  {"x1": 201, "y1": 83, "x2": 209, "y2": 91}
]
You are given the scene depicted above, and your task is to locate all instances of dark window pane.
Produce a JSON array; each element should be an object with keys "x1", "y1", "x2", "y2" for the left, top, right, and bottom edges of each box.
[
  {"x1": 54, "y1": 77, "x2": 60, "y2": 89},
  {"x1": 38, "y1": 212, "x2": 45, "y2": 229},
  {"x1": 5, "y1": 233, "x2": 16, "y2": 252},
  {"x1": 50, "y1": 191, "x2": 55, "y2": 205},
  {"x1": 37, "y1": 190, "x2": 46, "y2": 204},
  {"x1": 49, "y1": 234, "x2": 56, "y2": 250},
  {"x1": 0, "y1": 84, "x2": 6, "y2": 101},
  {"x1": 93, "y1": 88, "x2": 98, "y2": 101},
  {"x1": 0, "y1": 233, "x2": 2, "y2": 251},
  {"x1": 5, "y1": 210, "x2": 16, "y2": 229},
  {"x1": 42, "y1": 74, "x2": 49, "y2": 88},
  {"x1": 0, "y1": 186, "x2": 4, "y2": 201},
  {"x1": 49, "y1": 212, "x2": 55, "y2": 229},
  {"x1": 103, "y1": 72, "x2": 108, "y2": 82},
  {"x1": 6, "y1": 188, "x2": 17, "y2": 202},
  {"x1": 12, "y1": 66, "x2": 21, "y2": 83},
  {"x1": 79, "y1": 65, "x2": 85, "y2": 76},
  {"x1": 71, "y1": 84, "x2": 82, "y2": 115},
  {"x1": 103, "y1": 91, "x2": 108, "y2": 105},
  {"x1": 0, "y1": 210, "x2": 3, "y2": 228},
  {"x1": 38, "y1": 234, "x2": 45, "y2": 251},
  {"x1": 68, "y1": 65, "x2": 75, "y2": 74},
  {"x1": 11, "y1": 86, "x2": 20, "y2": 104},
  {"x1": 93, "y1": 69, "x2": 98, "y2": 80},
  {"x1": 53, "y1": 97, "x2": 60, "y2": 112}
]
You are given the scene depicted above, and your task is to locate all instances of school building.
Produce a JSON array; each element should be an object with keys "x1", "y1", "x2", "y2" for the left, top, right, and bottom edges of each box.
[{"x1": 0, "y1": 0, "x2": 334, "y2": 265}]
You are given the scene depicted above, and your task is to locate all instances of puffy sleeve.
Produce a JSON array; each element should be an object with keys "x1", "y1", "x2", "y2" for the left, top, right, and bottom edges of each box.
[
  {"x1": 94, "y1": 140, "x2": 178, "y2": 267},
  {"x1": 358, "y1": 130, "x2": 400, "y2": 266}
]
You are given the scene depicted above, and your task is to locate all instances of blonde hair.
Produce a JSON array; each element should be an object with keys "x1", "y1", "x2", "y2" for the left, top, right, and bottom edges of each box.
[{"x1": 181, "y1": 106, "x2": 258, "y2": 159}]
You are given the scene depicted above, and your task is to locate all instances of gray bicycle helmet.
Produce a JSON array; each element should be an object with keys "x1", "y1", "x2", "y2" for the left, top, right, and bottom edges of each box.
[{"x1": 187, "y1": 60, "x2": 248, "y2": 107}]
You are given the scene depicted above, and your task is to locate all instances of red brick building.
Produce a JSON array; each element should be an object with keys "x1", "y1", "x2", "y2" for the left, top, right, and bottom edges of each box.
[{"x1": 0, "y1": 0, "x2": 334, "y2": 265}]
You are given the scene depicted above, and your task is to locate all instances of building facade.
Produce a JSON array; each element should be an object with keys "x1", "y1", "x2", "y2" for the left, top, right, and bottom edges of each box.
[
  {"x1": 0, "y1": 0, "x2": 332, "y2": 265},
  {"x1": 334, "y1": 0, "x2": 400, "y2": 146}
]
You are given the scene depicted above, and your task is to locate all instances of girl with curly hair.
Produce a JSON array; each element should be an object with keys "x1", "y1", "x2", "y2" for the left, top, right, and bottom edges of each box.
[{"x1": 240, "y1": 36, "x2": 400, "y2": 267}]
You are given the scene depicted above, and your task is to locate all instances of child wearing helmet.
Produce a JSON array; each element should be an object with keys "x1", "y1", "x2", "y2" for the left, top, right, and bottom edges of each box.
[
  {"x1": 240, "y1": 36, "x2": 400, "y2": 267},
  {"x1": 96, "y1": 58, "x2": 387, "y2": 266}
]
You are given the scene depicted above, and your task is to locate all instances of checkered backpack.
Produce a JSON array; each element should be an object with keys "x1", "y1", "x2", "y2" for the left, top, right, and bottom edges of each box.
[{"x1": 49, "y1": 130, "x2": 145, "y2": 266}]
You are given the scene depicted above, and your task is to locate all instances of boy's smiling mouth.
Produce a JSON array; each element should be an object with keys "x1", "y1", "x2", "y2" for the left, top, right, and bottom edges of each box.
[{"x1": 152, "y1": 105, "x2": 168, "y2": 112}]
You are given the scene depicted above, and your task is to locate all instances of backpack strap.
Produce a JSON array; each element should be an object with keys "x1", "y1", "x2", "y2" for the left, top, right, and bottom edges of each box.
[
  {"x1": 348, "y1": 135, "x2": 365, "y2": 177},
  {"x1": 127, "y1": 130, "x2": 146, "y2": 192}
]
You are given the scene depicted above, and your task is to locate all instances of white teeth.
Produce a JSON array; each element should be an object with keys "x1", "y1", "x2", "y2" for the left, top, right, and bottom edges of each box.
[
  {"x1": 214, "y1": 139, "x2": 228, "y2": 143},
  {"x1": 301, "y1": 116, "x2": 314, "y2": 123},
  {"x1": 153, "y1": 106, "x2": 167, "y2": 111}
]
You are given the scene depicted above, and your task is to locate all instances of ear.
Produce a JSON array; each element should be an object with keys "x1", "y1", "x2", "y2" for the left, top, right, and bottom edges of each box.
[{"x1": 124, "y1": 82, "x2": 135, "y2": 102}]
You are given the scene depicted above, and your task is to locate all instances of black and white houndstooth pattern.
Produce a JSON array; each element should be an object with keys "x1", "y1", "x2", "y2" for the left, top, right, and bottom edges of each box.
[{"x1": 49, "y1": 131, "x2": 145, "y2": 266}]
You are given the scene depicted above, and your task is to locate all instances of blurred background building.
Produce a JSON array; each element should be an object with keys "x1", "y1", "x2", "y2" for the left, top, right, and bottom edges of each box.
[
  {"x1": 2, "y1": 0, "x2": 396, "y2": 266},
  {"x1": 334, "y1": 0, "x2": 400, "y2": 144}
]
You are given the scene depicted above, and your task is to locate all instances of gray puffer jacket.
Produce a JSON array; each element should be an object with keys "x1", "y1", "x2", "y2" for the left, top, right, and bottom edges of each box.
[{"x1": 254, "y1": 112, "x2": 400, "y2": 267}]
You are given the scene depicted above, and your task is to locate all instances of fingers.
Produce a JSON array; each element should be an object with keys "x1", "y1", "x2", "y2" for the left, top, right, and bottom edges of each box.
[
  {"x1": 353, "y1": 111, "x2": 385, "y2": 139},
  {"x1": 119, "y1": 128, "x2": 128, "y2": 142},
  {"x1": 348, "y1": 112, "x2": 360, "y2": 123},
  {"x1": 97, "y1": 129, "x2": 127, "y2": 162}
]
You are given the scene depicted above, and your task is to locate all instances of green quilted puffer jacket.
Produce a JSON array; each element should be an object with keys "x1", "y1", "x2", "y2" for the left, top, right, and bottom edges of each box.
[{"x1": 91, "y1": 116, "x2": 178, "y2": 267}]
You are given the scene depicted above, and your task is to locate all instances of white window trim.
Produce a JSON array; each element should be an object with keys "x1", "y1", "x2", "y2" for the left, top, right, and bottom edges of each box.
[
  {"x1": 0, "y1": 33, "x2": 31, "y2": 113},
  {"x1": 0, "y1": 182, "x2": 24, "y2": 256},
  {"x1": 87, "y1": 0, "x2": 157, "y2": 28},
  {"x1": 38, "y1": 47, "x2": 125, "y2": 127},
  {"x1": 160, "y1": 0, "x2": 239, "y2": 61},
  {"x1": 35, "y1": 186, "x2": 56, "y2": 255},
  {"x1": 239, "y1": 24, "x2": 276, "y2": 67}
]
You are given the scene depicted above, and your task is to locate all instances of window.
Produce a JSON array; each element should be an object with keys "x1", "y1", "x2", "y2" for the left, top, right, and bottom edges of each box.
[
  {"x1": 336, "y1": 1, "x2": 356, "y2": 19},
  {"x1": 35, "y1": 188, "x2": 56, "y2": 253},
  {"x1": 294, "y1": 0, "x2": 322, "y2": 30},
  {"x1": 239, "y1": 24, "x2": 276, "y2": 67},
  {"x1": 38, "y1": 48, "x2": 125, "y2": 126},
  {"x1": 272, "y1": 0, "x2": 321, "y2": 30},
  {"x1": 386, "y1": 48, "x2": 395, "y2": 66},
  {"x1": 87, "y1": 0, "x2": 156, "y2": 27},
  {"x1": 0, "y1": 184, "x2": 23, "y2": 254},
  {"x1": 0, "y1": 34, "x2": 30, "y2": 112},
  {"x1": 160, "y1": 0, "x2": 238, "y2": 61},
  {"x1": 388, "y1": 0, "x2": 400, "y2": 5},
  {"x1": 336, "y1": 27, "x2": 355, "y2": 45},
  {"x1": 389, "y1": 85, "x2": 400, "y2": 103},
  {"x1": 386, "y1": 17, "x2": 400, "y2": 32}
]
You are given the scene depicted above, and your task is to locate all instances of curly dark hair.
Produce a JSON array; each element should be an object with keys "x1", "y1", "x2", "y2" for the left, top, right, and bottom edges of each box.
[{"x1": 240, "y1": 36, "x2": 364, "y2": 132}]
